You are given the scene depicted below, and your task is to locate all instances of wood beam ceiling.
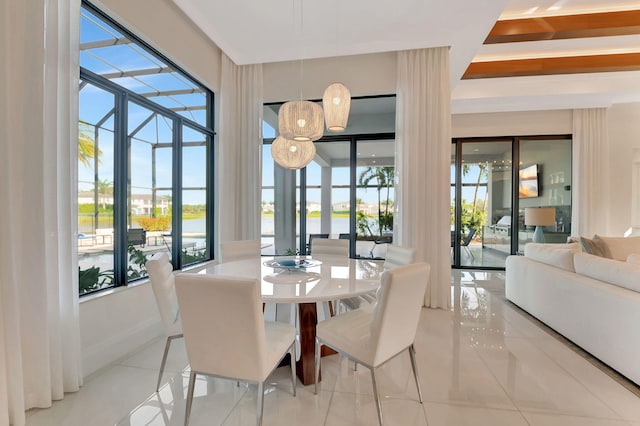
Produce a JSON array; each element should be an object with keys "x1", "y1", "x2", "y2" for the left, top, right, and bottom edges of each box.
[{"x1": 462, "y1": 10, "x2": 640, "y2": 79}]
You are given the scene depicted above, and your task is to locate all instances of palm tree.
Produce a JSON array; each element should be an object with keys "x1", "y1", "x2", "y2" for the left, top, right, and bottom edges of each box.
[
  {"x1": 78, "y1": 122, "x2": 101, "y2": 168},
  {"x1": 358, "y1": 166, "x2": 395, "y2": 235},
  {"x1": 96, "y1": 179, "x2": 113, "y2": 210}
]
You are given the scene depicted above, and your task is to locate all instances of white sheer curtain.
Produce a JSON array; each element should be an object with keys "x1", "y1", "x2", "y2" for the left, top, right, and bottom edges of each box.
[
  {"x1": 395, "y1": 47, "x2": 452, "y2": 309},
  {"x1": 0, "y1": 0, "x2": 82, "y2": 425},
  {"x1": 218, "y1": 53, "x2": 263, "y2": 242},
  {"x1": 572, "y1": 108, "x2": 609, "y2": 237}
]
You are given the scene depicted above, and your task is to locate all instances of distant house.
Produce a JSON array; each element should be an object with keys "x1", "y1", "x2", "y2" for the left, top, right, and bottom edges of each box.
[{"x1": 78, "y1": 191, "x2": 169, "y2": 215}]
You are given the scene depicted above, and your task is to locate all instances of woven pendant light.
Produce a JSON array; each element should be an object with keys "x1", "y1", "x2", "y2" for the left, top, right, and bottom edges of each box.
[
  {"x1": 322, "y1": 82, "x2": 351, "y2": 132},
  {"x1": 278, "y1": 100, "x2": 324, "y2": 142},
  {"x1": 271, "y1": 136, "x2": 316, "y2": 170}
]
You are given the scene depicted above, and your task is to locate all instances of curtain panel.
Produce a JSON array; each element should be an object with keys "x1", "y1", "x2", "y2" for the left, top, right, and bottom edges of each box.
[
  {"x1": 0, "y1": 0, "x2": 83, "y2": 425},
  {"x1": 218, "y1": 54, "x2": 263, "y2": 243},
  {"x1": 572, "y1": 108, "x2": 609, "y2": 237},
  {"x1": 395, "y1": 47, "x2": 452, "y2": 309}
]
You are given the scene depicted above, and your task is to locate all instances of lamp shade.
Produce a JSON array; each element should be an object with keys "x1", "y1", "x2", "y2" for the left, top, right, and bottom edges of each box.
[
  {"x1": 270, "y1": 136, "x2": 316, "y2": 170},
  {"x1": 322, "y1": 82, "x2": 351, "y2": 132},
  {"x1": 524, "y1": 207, "x2": 556, "y2": 226},
  {"x1": 278, "y1": 101, "x2": 324, "y2": 142}
]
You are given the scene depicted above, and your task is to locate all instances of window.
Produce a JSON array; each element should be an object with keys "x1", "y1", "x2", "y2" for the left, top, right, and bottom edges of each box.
[
  {"x1": 78, "y1": 2, "x2": 214, "y2": 295},
  {"x1": 261, "y1": 96, "x2": 396, "y2": 259}
]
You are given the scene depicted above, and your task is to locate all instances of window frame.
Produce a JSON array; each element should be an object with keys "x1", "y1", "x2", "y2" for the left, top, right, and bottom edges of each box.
[{"x1": 79, "y1": 2, "x2": 215, "y2": 295}]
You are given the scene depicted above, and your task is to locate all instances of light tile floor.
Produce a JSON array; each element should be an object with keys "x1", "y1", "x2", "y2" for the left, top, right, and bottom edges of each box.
[{"x1": 26, "y1": 270, "x2": 640, "y2": 425}]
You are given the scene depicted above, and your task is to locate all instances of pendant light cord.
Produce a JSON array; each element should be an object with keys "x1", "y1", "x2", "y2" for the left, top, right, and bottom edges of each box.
[{"x1": 299, "y1": 0, "x2": 304, "y2": 102}]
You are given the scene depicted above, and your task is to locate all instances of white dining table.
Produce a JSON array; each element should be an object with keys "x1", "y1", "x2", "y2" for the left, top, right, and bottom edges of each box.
[{"x1": 199, "y1": 255, "x2": 385, "y2": 384}]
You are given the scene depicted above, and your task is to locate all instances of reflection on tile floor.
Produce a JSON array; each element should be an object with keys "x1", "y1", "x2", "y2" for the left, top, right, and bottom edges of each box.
[{"x1": 26, "y1": 270, "x2": 640, "y2": 425}]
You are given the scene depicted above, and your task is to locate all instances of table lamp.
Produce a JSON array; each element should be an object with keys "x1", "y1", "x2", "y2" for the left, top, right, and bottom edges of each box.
[{"x1": 524, "y1": 207, "x2": 556, "y2": 243}]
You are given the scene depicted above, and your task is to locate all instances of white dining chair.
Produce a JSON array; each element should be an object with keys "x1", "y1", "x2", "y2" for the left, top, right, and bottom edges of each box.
[
  {"x1": 220, "y1": 239, "x2": 282, "y2": 321},
  {"x1": 310, "y1": 238, "x2": 349, "y2": 257},
  {"x1": 219, "y1": 239, "x2": 261, "y2": 263},
  {"x1": 175, "y1": 273, "x2": 297, "y2": 426},
  {"x1": 314, "y1": 262, "x2": 430, "y2": 425},
  {"x1": 308, "y1": 238, "x2": 349, "y2": 318},
  {"x1": 342, "y1": 244, "x2": 416, "y2": 311},
  {"x1": 145, "y1": 252, "x2": 183, "y2": 392}
]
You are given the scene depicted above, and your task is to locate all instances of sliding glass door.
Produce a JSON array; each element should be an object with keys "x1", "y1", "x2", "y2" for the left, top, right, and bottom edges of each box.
[
  {"x1": 452, "y1": 136, "x2": 572, "y2": 269},
  {"x1": 452, "y1": 140, "x2": 513, "y2": 268}
]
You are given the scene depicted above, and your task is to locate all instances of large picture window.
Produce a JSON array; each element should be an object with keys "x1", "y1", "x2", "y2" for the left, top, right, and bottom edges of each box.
[
  {"x1": 261, "y1": 96, "x2": 396, "y2": 259},
  {"x1": 78, "y1": 2, "x2": 214, "y2": 295}
]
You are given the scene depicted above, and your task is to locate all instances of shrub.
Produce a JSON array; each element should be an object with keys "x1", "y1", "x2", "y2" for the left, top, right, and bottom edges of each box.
[{"x1": 137, "y1": 216, "x2": 171, "y2": 231}]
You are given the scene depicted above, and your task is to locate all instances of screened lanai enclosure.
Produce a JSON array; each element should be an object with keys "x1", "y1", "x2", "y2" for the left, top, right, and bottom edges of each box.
[{"x1": 77, "y1": 3, "x2": 214, "y2": 295}]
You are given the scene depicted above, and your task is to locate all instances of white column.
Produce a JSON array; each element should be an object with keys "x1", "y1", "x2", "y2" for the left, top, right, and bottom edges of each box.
[{"x1": 321, "y1": 166, "x2": 332, "y2": 234}]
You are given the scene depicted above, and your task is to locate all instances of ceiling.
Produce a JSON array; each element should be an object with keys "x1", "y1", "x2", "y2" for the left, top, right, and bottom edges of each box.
[{"x1": 172, "y1": 0, "x2": 640, "y2": 114}]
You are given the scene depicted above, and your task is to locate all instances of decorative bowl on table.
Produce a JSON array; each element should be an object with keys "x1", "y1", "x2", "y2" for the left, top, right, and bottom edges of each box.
[{"x1": 263, "y1": 258, "x2": 321, "y2": 270}]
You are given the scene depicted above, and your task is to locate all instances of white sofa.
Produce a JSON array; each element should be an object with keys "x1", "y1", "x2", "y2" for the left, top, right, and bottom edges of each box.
[{"x1": 505, "y1": 237, "x2": 640, "y2": 385}]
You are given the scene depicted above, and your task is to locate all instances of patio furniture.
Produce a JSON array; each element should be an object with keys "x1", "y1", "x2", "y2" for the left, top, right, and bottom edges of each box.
[{"x1": 127, "y1": 228, "x2": 146, "y2": 247}]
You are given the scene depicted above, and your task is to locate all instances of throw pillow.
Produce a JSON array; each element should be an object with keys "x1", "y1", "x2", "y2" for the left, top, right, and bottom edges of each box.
[
  {"x1": 627, "y1": 253, "x2": 640, "y2": 265},
  {"x1": 593, "y1": 235, "x2": 640, "y2": 261},
  {"x1": 574, "y1": 252, "x2": 640, "y2": 293},
  {"x1": 580, "y1": 236, "x2": 608, "y2": 258},
  {"x1": 523, "y1": 243, "x2": 577, "y2": 272}
]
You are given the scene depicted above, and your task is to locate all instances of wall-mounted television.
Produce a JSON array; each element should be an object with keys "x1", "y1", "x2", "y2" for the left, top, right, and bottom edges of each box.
[{"x1": 519, "y1": 164, "x2": 539, "y2": 198}]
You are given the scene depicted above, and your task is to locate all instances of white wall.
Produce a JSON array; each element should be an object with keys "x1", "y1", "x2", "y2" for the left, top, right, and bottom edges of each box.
[
  {"x1": 452, "y1": 110, "x2": 573, "y2": 137},
  {"x1": 263, "y1": 52, "x2": 396, "y2": 102},
  {"x1": 80, "y1": 283, "x2": 162, "y2": 377}
]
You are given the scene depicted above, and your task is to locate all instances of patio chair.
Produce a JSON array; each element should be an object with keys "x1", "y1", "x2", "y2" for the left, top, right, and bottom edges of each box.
[{"x1": 461, "y1": 228, "x2": 476, "y2": 259}]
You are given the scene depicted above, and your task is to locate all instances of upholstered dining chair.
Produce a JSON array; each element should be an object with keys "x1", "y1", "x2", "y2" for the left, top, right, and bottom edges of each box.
[
  {"x1": 308, "y1": 238, "x2": 349, "y2": 318},
  {"x1": 220, "y1": 239, "x2": 280, "y2": 321},
  {"x1": 310, "y1": 238, "x2": 349, "y2": 257},
  {"x1": 314, "y1": 262, "x2": 430, "y2": 425},
  {"x1": 145, "y1": 252, "x2": 183, "y2": 392},
  {"x1": 342, "y1": 244, "x2": 416, "y2": 311},
  {"x1": 175, "y1": 273, "x2": 297, "y2": 426},
  {"x1": 219, "y1": 239, "x2": 261, "y2": 263}
]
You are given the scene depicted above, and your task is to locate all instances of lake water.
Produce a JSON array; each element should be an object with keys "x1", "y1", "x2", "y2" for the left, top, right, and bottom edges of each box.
[{"x1": 182, "y1": 216, "x2": 352, "y2": 235}]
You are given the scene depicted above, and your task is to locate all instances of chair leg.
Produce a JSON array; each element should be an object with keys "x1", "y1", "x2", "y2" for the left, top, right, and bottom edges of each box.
[
  {"x1": 370, "y1": 368, "x2": 384, "y2": 426},
  {"x1": 463, "y1": 245, "x2": 475, "y2": 260},
  {"x1": 408, "y1": 344, "x2": 423, "y2": 403},
  {"x1": 157, "y1": 335, "x2": 180, "y2": 392},
  {"x1": 184, "y1": 370, "x2": 196, "y2": 426},
  {"x1": 314, "y1": 336, "x2": 321, "y2": 395},
  {"x1": 290, "y1": 344, "x2": 297, "y2": 397},
  {"x1": 257, "y1": 381, "x2": 264, "y2": 426}
]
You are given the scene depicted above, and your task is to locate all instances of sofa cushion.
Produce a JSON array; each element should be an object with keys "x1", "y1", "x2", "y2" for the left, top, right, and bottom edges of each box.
[
  {"x1": 580, "y1": 236, "x2": 608, "y2": 257},
  {"x1": 523, "y1": 243, "x2": 578, "y2": 272},
  {"x1": 594, "y1": 235, "x2": 640, "y2": 261},
  {"x1": 574, "y1": 252, "x2": 640, "y2": 293},
  {"x1": 627, "y1": 253, "x2": 640, "y2": 265}
]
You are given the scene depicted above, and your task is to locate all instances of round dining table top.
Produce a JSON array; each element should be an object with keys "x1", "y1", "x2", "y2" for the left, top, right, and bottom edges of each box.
[{"x1": 198, "y1": 255, "x2": 385, "y2": 303}]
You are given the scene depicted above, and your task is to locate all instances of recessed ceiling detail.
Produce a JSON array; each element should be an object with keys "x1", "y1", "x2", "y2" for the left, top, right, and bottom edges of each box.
[
  {"x1": 464, "y1": 9, "x2": 640, "y2": 79},
  {"x1": 464, "y1": 52, "x2": 640, "y2": 79},
  {"x1": 485, "y1": 10, "x2": 640, "y2": 44}
]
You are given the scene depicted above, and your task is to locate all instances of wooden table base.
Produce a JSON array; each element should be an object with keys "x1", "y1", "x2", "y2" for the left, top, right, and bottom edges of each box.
[{"x1": 296, "y1": 302, "x2": 337, "y2": 385}]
